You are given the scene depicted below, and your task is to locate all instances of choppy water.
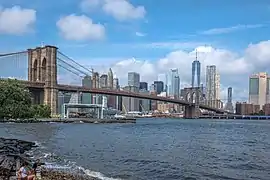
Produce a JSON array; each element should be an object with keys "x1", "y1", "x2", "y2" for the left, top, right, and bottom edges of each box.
[{"x1": 1, "y1": 119, "x2": 270, "y2": 180}]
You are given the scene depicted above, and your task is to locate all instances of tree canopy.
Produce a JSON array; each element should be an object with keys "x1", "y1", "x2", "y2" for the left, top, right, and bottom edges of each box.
[{"x1": 0, "y1": 79, "x2": 51, "y2": 119}]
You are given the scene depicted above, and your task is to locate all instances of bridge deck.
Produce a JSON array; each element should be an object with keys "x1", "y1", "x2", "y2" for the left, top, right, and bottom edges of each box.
[{"x1": 0, "y1": 79, "x2": 230, "y2": 114}]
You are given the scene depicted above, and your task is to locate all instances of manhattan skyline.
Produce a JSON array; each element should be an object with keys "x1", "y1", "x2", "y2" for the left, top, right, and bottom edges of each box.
[{"x1": 1, "y1": 0, "x2": 270, "y2": 102}]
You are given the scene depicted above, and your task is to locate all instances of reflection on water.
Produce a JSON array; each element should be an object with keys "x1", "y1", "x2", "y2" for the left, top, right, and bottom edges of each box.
[{"x1": 0, "y1": 119, "x2": 270, "y2": 180}]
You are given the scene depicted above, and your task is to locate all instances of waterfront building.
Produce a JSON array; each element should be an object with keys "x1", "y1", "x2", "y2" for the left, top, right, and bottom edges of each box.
[
  {"x1": 225, "y1": 87, "x2": 234, "y2": 112},
  {"x1": 81, "y1": 75, "x2": 92, "y2": 105},
  {"x1": 249, "y1": 72, "x2": 270, "y2": 109},
  {"x1": 235, "y1": 102, "x2": 260, "y2": 115}
]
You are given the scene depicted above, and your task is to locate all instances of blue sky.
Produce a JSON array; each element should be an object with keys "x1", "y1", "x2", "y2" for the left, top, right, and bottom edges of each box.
[{"x1": 1, "y1": 0, "x2": 270, "y2": 100}]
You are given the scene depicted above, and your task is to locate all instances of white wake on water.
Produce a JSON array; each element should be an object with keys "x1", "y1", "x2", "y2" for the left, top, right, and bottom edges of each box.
[{"x1": 40, "y1": 151, "x2": 122, "y2": 180}]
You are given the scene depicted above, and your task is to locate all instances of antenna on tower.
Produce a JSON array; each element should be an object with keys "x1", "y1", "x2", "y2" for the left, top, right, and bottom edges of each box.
[{"x1": 195, "y1": 49, "x2": 198, "y2": 61}]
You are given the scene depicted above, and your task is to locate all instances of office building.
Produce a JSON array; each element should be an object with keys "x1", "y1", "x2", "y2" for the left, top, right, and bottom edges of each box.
[
  {"x1": 171, "y1": 69, "x2": 180, "y2": 98},
  {"x1": 113, "y1": 78, "x2": 119, "y2": 89},
  {"x1": 225, "y1": 87, "x2": 234, "y2": 112},
  {"x1": 205, "y1": 65, "x2": 221, "y2": 108},
  {"x1": 158, "y1": 73, "x2": 167, "y2": 92},
  {"x1": 99, "y1": 74, "x2": 108, "y2": 88},
  {"x1": 123, "y1": 72, "x2": 140, "y2": 112},
  {"x1": 191, "y1": 51, "x2": 201, "y2": 87},
  {"x1": 122, "y1": 85, "x2": 140, "y2": 112},
  {"x1": 81, "y1": 75, "x2": 92, "y2": 105},
  {"x1": 154, "y1": 81, "x2": 164, "y2": 94},
  {"x1": 139, "y1": 82, "x2": 148, "y2": 90},
  {"x1": 128, "y1": 72, "x2": 140, "y2": 88},
  {"x1": 139, "y1": 89, "x2": 150, "y2": 112},
  {"x1": 249, "y1": 72, "x2": 270, "y2": 109},
  {"x1": 107, "y1": 68, "x2": 113, "y2": 89}
]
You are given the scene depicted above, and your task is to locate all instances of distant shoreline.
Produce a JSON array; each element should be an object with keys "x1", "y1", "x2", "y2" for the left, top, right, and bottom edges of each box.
[{"x1": 0, "y1": 118, "x2": 136, "y2": 124}]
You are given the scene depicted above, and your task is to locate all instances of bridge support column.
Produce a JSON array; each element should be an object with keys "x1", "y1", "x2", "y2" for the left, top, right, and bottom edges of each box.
[
  {"x1": 44, "y1": 88, "x2": 58, "y2": 116},
  {"x1": 184, "y1": 105, "x2": 199, "y2": 119}
]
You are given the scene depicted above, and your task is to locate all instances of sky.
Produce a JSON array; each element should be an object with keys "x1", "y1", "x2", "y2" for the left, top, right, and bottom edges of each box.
[{"x1": 1, "y1": 0, "x2": 270, "y2": 102}]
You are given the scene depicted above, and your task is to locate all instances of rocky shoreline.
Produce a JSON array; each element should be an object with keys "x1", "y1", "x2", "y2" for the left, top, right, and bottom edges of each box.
[
  {"x1": 0, "y1": 137, "x2": 97, "y2": 180},
  {"x1": 0, "y1": 118, "x2": 136, "y2": 124}
]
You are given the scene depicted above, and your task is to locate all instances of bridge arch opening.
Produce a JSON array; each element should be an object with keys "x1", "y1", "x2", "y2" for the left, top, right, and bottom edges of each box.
[
  {"x1": 32, "y1": 59, "x2": 37, "y2": 81},
  {"x1": 192, "y1": 91, "x2": 196, "y2": 103},
  {"x1": 186, "y1": 92, "x2": 191, "y2": 103},
  {"x1": 41, "y1": 58, "x2": 46, "y2": 82}
]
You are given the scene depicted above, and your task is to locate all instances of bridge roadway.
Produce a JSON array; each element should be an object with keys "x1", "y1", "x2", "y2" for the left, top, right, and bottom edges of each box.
[{"x1": 2, "y1": 79, "x2": 229, "y2": 114}]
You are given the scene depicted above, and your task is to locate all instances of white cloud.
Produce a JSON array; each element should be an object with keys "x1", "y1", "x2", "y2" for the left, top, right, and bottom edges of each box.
[
  {"x1": 0, "y1": 6, "x2": 36, "y2": 35},
  {"x1": 56, "y1": 14, "x2": 105, "y2": 41},
  {"x1": 135, "y1": 32, "x2": 146, "y2": 37},
  {"x1": 76, "y1": 40, "x2": 270, "y2": 101},
  {"x1": 201, "y1": 24, "x2": 264, "y2": 35},
  {"x1": 80, "y1": 0, "x2": 146, "y2": 21}
]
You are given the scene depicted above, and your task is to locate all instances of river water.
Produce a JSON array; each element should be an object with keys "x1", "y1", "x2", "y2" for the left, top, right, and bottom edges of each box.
[{"x1": 0, "y1": 118, "x2": 270, "y2": 180}]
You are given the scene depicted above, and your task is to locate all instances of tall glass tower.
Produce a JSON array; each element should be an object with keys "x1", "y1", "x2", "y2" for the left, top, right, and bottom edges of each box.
[
  {"x1": 191, "y1": 51, "x2": 201, "y2": 87},
  {"x1": 171, "y1": 69, "x2": 180, "y2": 98}
]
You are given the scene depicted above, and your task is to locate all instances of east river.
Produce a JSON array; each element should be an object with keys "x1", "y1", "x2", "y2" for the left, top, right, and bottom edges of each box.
[{"x1": 0, "y1": 118, "x2": 270, "y2": 180}]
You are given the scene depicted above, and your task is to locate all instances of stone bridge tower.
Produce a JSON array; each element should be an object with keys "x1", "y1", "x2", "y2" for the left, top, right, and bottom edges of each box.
[
  {"x1": 27, "y1": 45, "x2": 58, "y2": 115},
  {"x1": 184, "y1": 87, "x2": 202, "y2": 118}
]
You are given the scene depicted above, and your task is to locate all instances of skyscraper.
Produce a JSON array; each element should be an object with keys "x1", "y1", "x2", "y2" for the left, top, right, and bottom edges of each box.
[
  {"x1": 154, "y1": 81, "x2": 164, "y2": 94},
  {"x1": 205, "y1": 65, "x2": 220, "y2": 108},
  {"x1": 139, "y1": 82, "x2": 148, "y2": 90},
  {"x1": 249, "y1": 72, "x2": 270, "y2": 108},
  {"x1": 158, "y1": 73, "x2": 167, "y2": 92},
  {"x1": 123, "y1": 72, "x2": 140, "y2": 112},
  {"x1": 191, "y1": 51, "x2": 201, "y2": 87},
  {"x1": 128, "y1": 72, "x2": 140, "y2": 88},
  {"x1": 225, "y1": 87, "x2": 234, "y2": 112},
  {"x1": 107, "y1": 68, "x2": 113, "y2": 89},
  {"x1": 99, "y1": 74, "x2": 108, "y2": 88},
  {"x1": 171, "y1": 69, "x2": 180, "y2": 98}
]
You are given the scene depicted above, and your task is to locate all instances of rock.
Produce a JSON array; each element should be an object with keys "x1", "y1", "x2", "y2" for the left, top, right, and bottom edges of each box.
[
  {"x1": 0, "y1": 138, "x2": 36, "y2": 178},
  {"x1": 41, "y1": 169, "x2": 97, "y2": 180}
]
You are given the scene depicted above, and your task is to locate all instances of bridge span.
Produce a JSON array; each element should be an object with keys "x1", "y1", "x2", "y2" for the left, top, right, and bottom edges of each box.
[{"x1": 0, "y1": 45, "x2": 232, "y2": 118}]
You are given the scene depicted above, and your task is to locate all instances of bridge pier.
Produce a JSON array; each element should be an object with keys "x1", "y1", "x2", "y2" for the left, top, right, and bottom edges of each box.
[
  {"x1": 44, "y1": 88, "x2": 58, "y2": 116},
  {"x1": 28, "y1": 45, "x2": 58, "y2": 116},
  {"x1": 184, "y1": 105, "x2": 197, "y2": 119}
]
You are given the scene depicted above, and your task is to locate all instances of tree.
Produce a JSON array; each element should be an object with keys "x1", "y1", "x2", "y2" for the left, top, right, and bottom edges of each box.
[
  {"x1": 0, "y1": 79, "x2": 52, "y2": 119},
  {"x1": 31, "y1": 104, "x2": 51, "y2": 118},
  {"x1": 0, "y1": 79, "x2": 33, "y2": 119}
]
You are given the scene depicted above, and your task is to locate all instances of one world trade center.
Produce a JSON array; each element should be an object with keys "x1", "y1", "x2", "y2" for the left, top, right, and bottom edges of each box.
[{"x1": 191, "y1": 51, "x2": 201, "y2": 87}]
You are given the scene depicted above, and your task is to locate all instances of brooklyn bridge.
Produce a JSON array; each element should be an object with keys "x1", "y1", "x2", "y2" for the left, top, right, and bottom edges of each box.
[{"x1": 0, "y1": 45, "x2": 231, "y2": 118}]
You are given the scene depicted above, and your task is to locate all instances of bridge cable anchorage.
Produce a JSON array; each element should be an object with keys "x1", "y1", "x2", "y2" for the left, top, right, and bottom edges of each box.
[
  {"x1": 0, "y1": 51, "x2": 27, "y2": 58},
  {"x1": 57, "y1": 58, "x2": 89, "y2": 77},
  {"x1": 57, "y1": 63, "x2": 84, "y2": 78},
  {"x1": 57, "y1": 51, "x2": 93, "y2": 74}
]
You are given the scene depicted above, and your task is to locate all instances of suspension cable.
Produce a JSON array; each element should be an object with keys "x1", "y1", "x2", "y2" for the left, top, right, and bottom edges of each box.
[
  {"x1": 57, "y1": 58, "x2": 89, "y2": 76},
  {"x1": 58, "y1": 64, "x2": 83, "y2": 78},
  {"x1": 0, "y1": 51, "x2": 27, "y2": 57},
  {"x1": 57, "y1": 51, "x2": 93, "y2": 74}
]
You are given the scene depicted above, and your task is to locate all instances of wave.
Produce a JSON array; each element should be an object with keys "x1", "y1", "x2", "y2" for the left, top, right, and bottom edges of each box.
[{"x1": 31, "y1": 145, "x2": 122, "y2": 180}]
